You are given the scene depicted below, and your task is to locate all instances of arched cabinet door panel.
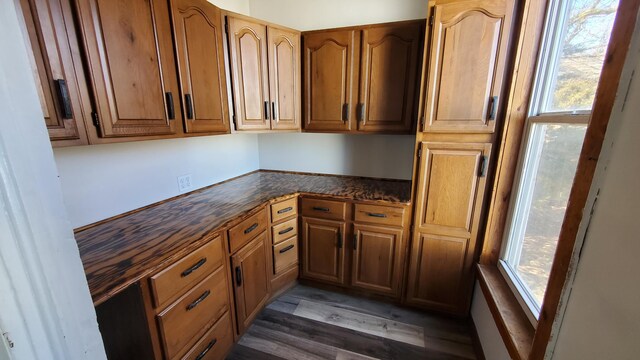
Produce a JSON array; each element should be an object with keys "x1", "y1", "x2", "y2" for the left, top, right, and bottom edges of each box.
[
  {"x1": 227, "y1": 17, "x2": 270, "y2": 131},
  {"x1": 75, "y1": 0, "x2": 181, "y2": 137},
  {"x1": 358, "y1": 22, "x2": 423, "y2": 133},
  {"x1": 422, "y1": 0, "x2": 514, "y2": 133},
  {"x1": 172, "y1": 0, "x2": 230, "y2": 134},
  {"x1": 303, "y1": 30, "x2": 359, "y2": 132},
  {"x1": 268, "y1": 26, "x2": 301, "y2": 130}
]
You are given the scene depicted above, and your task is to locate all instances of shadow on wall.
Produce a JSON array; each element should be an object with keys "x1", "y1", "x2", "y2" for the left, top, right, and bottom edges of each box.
[{"x1": 257, "y1": 133, "x2": 416, "y2": 180}]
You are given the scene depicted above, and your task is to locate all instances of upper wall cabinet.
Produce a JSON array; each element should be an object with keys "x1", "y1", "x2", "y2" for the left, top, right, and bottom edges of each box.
[
  {"x1": 303, "y1": 21, "x2": 424, "y2": 134},
  {"x1": 75, "y1": 0, "x2": 182, "y2": 137},
  {"x1": 227, "y1": 15, "x2": 301, "y2": 132},
  {"x1": 172, "y1": 0, "x2": 230, "y2": 134},
  {"x1": 421, "y1": 0, "x2": 514, "y2": 133},
  {"x1": 18, "y1": 0, "x2": 89, "y2": 147}
]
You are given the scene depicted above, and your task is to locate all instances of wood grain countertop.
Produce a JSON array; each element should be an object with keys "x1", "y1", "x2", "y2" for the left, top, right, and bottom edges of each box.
[{"x1": 75, "y1": 170, "x2": 412, "y2": 305}]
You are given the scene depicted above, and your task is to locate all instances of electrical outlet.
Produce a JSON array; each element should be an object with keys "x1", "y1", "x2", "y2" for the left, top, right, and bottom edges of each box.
[{"x1": 177, "y1": 174, "x2": 193, "y2": 192}]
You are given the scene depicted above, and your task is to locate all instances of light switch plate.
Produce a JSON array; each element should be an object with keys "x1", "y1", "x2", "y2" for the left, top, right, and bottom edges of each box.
[{"x1": 177, "y1": 174, "x2": 193, "y2": 192}]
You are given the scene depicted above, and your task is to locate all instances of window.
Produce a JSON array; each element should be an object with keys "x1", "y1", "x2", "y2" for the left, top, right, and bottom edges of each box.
[{"x1": 499, "y1": 0, "x2": 618, "y2": 323}]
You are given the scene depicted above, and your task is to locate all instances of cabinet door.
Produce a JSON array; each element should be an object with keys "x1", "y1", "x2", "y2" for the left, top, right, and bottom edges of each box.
[
  {"x1": 303, "y1": 30, "x2": 359, "y2": 132},
  {"x1": 227, "y1": 17, "x2": 270, "y2": 131},
  {"x1": 301, "y1": 217, "x2": 345, "y2": 285},
  {"x1": 358, "y1": 22, "x2": 422, "y2": 133},
  {"x1": 172, "y1": 0, "x2": 230, "y2": 134},
  {"x1": 19, "y1": 0, "x2": 88, "y2": 145},
  {"x1": 75, "y1": 0, "x2": 181, "y2": 137},
  {"x1": 407, "y1": 142, "x2": 492, "y2": 313},
  {"x1": 351, "y1": 224, "x2": 403, "y2": 296},
  {"x1": 268, "y1": 26, "x2": 301, "y2": 130},
  {"x1": 231, "y1": 231, "x2": 271, "y2": 334},
  {"x1": 422, "y1": 0, "x2": 514, "y2": 133}
]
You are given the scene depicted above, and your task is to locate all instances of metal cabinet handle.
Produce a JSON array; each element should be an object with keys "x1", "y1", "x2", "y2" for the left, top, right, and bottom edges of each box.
[
  {"x1": 367, "y1": 212, "x2": 387, "y2": 218},
  {"x1": 353, "y1": 234, "x2": 358, "y2": 250},
  {"x1": 264, "y1": 101, "x2": 270, "y2": 120},
  {"x1": 279, "y1": 244, "x2": 295, "y2": 253},
  {"x1": 54, "y1": 79, "x2": 73, "y2": 119},
  {"x1": 337, "y1": 229, "x2": 342, "y2": 248},
  {"x1": 278, "y1": 227, "x2": 294, "y2": 235},
  {"x1": 166, "y1": 92, "x2": 175, "y2": 120},
  {"x1": 194, "y1": 339, "x2": 217, "y2": 360},
  {"x1": 272, "y1": 101, "x2": 277, "y2": 120},
  {"x1": 488, "y1": 96, "x2": 498, "y2": 120},
  {"x1": 235, "y1": 266, "x2": 242, "y2": 286},
  {"x1": 244, "y1": 223, "x2": 258, "y2": 234},
  {"x1": 277, "y1": 207, "x2": 293, "y2": 214},
  {"x1": 357, "y1": 103, "x2": 365, "y2": 122},
  {"x1": 181, "y1": 258, "x2": 207, "y2": 277},
  {"x1": 186, "y1": 290, "x2": 210, "y2": 311},
  {"x1": 312, "y1": 206, "x2": 330, "y2": 212},
  {"x1": 341, "y1": 103, "x2": 349, "y2": 122},
  {"x1": 185, "y1": 93, "x2": 194, "y2": 119}
]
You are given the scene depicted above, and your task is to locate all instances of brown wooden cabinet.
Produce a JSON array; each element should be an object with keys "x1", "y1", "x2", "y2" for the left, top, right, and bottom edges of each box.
[
  {"x1": 227, "y1": 15, "x2": 301, "y2": 131},
  {"x1": 171, "y1": 0, "x2": 230, "y2": 134},
  {"x1": 421, "y1": 0, "x2": 514, "y2": 133},
  {"x1": 351, "y1": 223, "x2": 404, "y2": 296},
  {"x1": 406, "y1": 142, "x2": 492, "y2": 314},
  {"x1": 18, "y1": 0, "x2": 89, "y2": 146},
  {"x1": 301, "y1": 217, "x2": 346, "y2": 285},
  {"x1": 231, "y1": 231, "x2": 271, "y2": 334},
  {"x1": 303, "y1": 21, "x2": 423, "y2": 133},
  {"x1": 75, "y1": 0, "x2": 182, "y2": 137}
]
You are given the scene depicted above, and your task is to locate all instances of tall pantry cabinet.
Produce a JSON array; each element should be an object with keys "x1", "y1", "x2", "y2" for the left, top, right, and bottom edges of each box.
[{"x1": 405, "y1": 0, "x2": 515, "y2": 315}]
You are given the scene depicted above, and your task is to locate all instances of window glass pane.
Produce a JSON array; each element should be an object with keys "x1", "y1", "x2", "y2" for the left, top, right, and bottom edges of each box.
[
  {"x1": 505, "y1": 123, "x2": 587, "y2": 308},
  {"x1": 540, "y1": 0, "x2": 618, "y2": 113}
]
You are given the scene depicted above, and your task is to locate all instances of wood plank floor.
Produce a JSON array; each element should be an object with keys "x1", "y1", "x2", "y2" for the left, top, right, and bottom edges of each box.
[{"x1": 226, "y1": 285, "x2": 478, "y2": 360}]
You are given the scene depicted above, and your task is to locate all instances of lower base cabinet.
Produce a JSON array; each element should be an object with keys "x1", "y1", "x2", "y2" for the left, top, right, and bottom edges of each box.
[
  {"x1": 231, "y1": 231, "x2": 271, "y2": 334},
  {"x1": 351, "y1": 223, "x2": 404, "y2": 296},
  {"x1": 301, "y1": 216, "x2": 346, "y2": 285}
]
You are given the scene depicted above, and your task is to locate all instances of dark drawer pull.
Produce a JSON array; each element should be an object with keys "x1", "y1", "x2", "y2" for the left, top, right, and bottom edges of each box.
[
  {"x1": 278, "y1": 227, "x2": 294, "y2": 235},
  {"x1": 186, "y1": 290, "x2": 210, "y2": 311},
  {"x1": 181, "y1": 257, "x2": 207, "y2": 277},
  {"x1": 165, "y1": 92, "x2": 175, "y2": 120},
  {"x1": 367, "y1": 212, "x2": 387, "y2": 218},
  {"x1": 185, "y1": 93, "x2": 194, "y2": 119},
  {"x1": 244, "y1": 223, "x2": 258, "y2": 234},
  {"x1": 235, "y1": 266, "x2": 242, "y2": 286},
  {"x1": 54, "y1": 79, "x2": 73, "y2": 119},
  {"x1": 312, "y1": 206, "x2": 330, "y2": 212},
  {"x1": 195, "y1": 338, "x2": 217, "y2": 360},
  {"x1": 279, "y1": 244, "x2": 295, "y2": 254},
  {"x1": 277, "y1": 206, "x2": 293, "y2": 214}
]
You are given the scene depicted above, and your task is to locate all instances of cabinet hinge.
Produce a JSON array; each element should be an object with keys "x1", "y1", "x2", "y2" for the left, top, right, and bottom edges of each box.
[
  {"x1": 417, "y1": 144, "x2": 422, "y2": 158},
  {"x1": 91, "y1": 111, "x2": 100, "y2": 127},
  {"x1": 429, "y1": 15, "x2": 434, "y2": 26}
]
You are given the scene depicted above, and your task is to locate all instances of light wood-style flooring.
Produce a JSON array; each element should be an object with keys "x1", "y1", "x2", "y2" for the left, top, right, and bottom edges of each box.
[{"x1": 227, "y1": 285, "x2": 478, "y2": 360}]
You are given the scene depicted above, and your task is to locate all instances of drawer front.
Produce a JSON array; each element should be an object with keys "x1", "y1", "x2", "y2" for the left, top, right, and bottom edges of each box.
[
  {"x1": 150, "y1": 237, "x2": 224, "y2": 308},
  {"x1": 228, "y1": 208, "x2": 268, "y2": 254},
  {"x1": 271, "y1": 197, "x2": 298, "y2": 223},
  {"x1": 179, "y1": 311, "x2": 233, "y2": 360},
  {"x1": 271, "y1": 217, "x2": 298, "y2": 245},
  {"x1": 273, "y1": 237, "x2": 298, "y2": 274},
  {"x1": 301, "y1": 198, "x2": 346, "y2": 220},
  {"x1": 354, "y1": 204, "x2": 405, "y2": 227},
  {"x1": 158, "y1": 267, "x2": 229, "y2": 359}
]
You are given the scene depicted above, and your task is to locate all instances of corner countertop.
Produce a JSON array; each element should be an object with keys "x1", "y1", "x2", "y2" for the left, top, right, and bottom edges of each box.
[{"x1": 75, "y1": 170, "x2": 412, "y2": 305}]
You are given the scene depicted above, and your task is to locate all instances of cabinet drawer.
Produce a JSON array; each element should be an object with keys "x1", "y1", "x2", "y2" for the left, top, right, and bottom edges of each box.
[
  {"x1": 354, "y1": 204, "x2": 405, "y2": 227},
  {"x1": 158, "y1": 267, "x2": 229, "y2": 359},
  {"x1": 271, "y1": 197, "x2": 298, "y2": 223},
  {"x1": 272, "y1": 217, "x2": 298, "y2": 245},
  {"x1": 179, "y1": 311, "x2": 233, "y2": 360},
  {"x1": 273, "y1": 237, "x2": 298, "y2": 274},
  {"x1": 228, "y1": 208, "x2": 268, "y2": 254},
  {"x1": 301, "y1": 198, "x2": 346, "y2": 220},
  {"x1": 150, "y1": 237, "x2": 224, "y2": 308}
]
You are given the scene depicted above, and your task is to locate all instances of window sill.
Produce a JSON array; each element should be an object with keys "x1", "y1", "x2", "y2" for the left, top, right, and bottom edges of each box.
[{"x1": 477, "y1": 264, "x2": 535, "y2": 360}]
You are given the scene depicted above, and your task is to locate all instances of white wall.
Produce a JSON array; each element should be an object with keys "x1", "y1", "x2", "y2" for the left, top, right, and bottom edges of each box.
[
  {"x1": 208, "y1": 0, "x2": 250, "y2": 14},
  {"x1": 249, "y1": 0, "x2": 428, "y2": 30},
  {"x1": 0, "y1": 1, "x2": 104, "y2": 358},
  {"x1": 54, "y1": 135, "x2": 259, "y2": 228},
  {"x1": 258, "y1": 133, "x2": 414, "y2": 179}
]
